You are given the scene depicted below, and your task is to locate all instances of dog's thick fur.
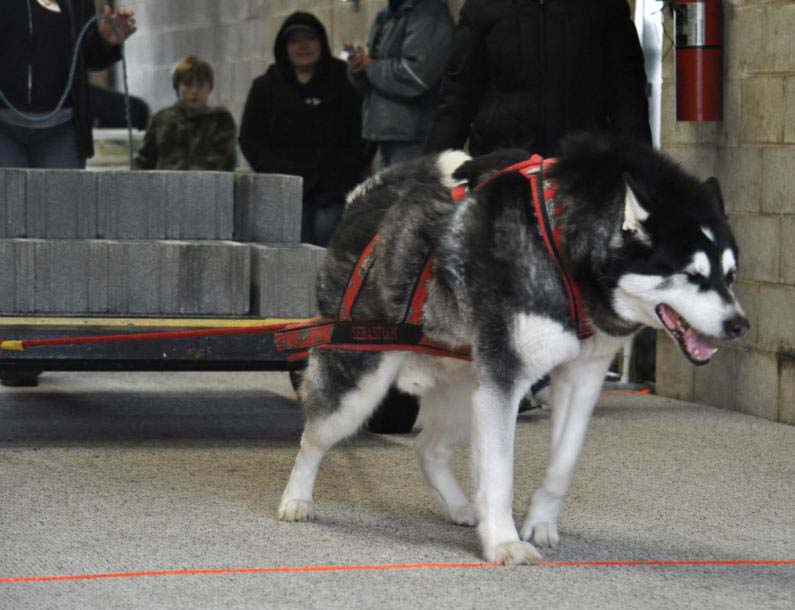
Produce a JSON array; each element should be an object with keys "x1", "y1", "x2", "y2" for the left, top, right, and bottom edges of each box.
[{"x1": 279, "y1": 134, "x2": 749, "y2": 565}]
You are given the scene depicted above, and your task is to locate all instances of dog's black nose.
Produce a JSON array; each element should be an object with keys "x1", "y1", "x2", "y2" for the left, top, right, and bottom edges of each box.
[{"x1": 723, "y1": 316, "x2": 750, "y2": 339}]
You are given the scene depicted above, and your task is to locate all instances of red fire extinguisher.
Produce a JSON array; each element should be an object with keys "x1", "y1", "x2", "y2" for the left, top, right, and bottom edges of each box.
[{"x1": 674, "y1": 0, "x2": 722, "y2": 121}]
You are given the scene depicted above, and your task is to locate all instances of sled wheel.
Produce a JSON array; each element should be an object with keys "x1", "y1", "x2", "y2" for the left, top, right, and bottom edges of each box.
[
  {"x1": 0, "y1": 369, "x2": 42, "y2": 387},
  {"x1": 365, "y1": 387, "x2": 420, "y2": 434}
]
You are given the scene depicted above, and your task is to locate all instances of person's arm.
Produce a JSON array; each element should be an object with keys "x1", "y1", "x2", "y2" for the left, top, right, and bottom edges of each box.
[
  {"x1": 204, "y1": 110, "x2": 237, "y2": 172},
  {"x1": 601, "y1": 0, "x2": 651, "y2": 145},
  {"x1": 347, "y1": 66, "x2": 371, "y2": 96},
  {"x1": 80, "y1": 2, "x2": 135, "y2": 71},
  {"x1": 346, "y1": 14, "x2": 381, "y2": 95},
  {"x1": 362, "y1": 7, "x2": 454, "y2": 101},
  {"x1": 423, "y1": 3, "x2": 487, "y2": 152},
  {"x1": 133, "y1": 115, "x2": 159, "y2": 170}
]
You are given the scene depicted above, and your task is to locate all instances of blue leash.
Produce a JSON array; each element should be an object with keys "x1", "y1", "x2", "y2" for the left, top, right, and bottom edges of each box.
[{"x1": 0, "y1": 16, "x2": 134, "y2": 167}]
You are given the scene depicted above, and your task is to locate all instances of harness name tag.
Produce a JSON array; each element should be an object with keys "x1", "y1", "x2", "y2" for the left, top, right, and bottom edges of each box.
[
  {"x1": 331, "y1": 322, "x2": 424, "y2": 345},
  {"x1": 351, "y1": 323, "x2": 397, "y2": 342}
]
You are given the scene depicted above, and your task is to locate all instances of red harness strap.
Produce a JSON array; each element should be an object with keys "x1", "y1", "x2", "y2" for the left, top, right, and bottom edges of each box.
[
  {"x1": 522, "y1": 159, "x2": 593, "y2": 340},
  {"x1": 450, "y1": 155, "x2": 592, "y2": 340},
  {"x1": 275, "y1": 238, "x2": 470, "y2": 361},
  {"x1": 338, "y1": 233, "x2": 380, "y2": 321},
  {"x1": 275, "y1": 154, "x2": 593, "y2": 361}
]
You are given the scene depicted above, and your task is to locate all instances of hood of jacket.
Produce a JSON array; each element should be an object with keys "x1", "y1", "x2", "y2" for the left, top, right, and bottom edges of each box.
[
  {"x1": 274, "y1": 12, "x2": 333, "y2": 84},
  {"x1": 388, "y1": 0, "x2": 423, "y2": 15}
]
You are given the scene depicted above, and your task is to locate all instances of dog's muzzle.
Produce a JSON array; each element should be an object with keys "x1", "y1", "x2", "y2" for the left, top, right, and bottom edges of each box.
[{"x1": 654, "y1": 303, "x2": 748, "y2": 366}]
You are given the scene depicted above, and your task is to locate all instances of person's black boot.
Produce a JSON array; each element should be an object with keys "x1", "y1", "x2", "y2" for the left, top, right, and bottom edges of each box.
[{"x1": 519, "y1": 375, "x2": 551, "y2": 413}]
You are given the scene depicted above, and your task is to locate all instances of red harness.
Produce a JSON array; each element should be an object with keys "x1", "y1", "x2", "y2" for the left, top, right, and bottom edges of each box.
[{"x1": 275, "y1": 155, "x2": 592, "y2": 362}]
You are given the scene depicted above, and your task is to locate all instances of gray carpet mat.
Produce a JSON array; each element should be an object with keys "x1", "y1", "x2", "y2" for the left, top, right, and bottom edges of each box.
[{"x1": 0, "y1": 372, "x2": 792, "y2": 610}]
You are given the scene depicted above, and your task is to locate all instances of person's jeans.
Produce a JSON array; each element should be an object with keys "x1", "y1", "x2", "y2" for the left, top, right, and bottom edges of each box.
[
  {"x1": 377, "y1": 140, "x2": 425, "y2": 169},
  {"x1": 0, "y1": 120, "x2": 84, "y2": 169},
  {"x1": 301, "y1": 196, "x2": 345, "y2": 247}
]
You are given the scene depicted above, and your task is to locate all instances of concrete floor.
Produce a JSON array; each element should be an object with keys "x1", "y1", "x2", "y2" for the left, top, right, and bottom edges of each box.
[{"x1": 0, "y1": 371, "x2": 792, "y2": 610}]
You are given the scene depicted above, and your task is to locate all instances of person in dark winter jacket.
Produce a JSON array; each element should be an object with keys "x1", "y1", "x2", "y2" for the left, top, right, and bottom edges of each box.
[
  {"x1": 347, "y1": 0, "x2": 453, "y2": 168},
  {"x1": 0, "y1": 1, "x2": 136, "y2": 168},
  {"x1": 134, "y1": 56, "x2": 236, "y2": 171},
  {"x1": 424, "y1": 0, "x2": 651, "y2": 157},
  {"x1": 239, "y1": 12, "x2": 368, "y2": 247}
]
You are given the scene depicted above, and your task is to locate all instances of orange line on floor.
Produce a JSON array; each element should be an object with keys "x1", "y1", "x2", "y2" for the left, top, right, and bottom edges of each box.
[
  {"x1": 1, "y1": 560, "x2": 793, "y2": 584},
  {"x1": 602, "y1": 388, "x2": 651, "y2": 395}
]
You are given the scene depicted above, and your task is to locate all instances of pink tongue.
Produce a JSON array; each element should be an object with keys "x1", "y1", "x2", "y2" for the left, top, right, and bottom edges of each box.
[
  {"x1": 659, "y1": 304, "x2": 680, "y2": 330},
  {"x1": 684, "y1": 328, "x2": 717, "y2": 361}
]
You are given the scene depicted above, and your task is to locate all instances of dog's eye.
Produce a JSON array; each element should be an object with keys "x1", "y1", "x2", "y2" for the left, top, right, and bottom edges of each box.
[
  {"x1": 685, "y1": 271, "x2": 709, "y2": 287},
  {"x1": 725, "y1": 270, "x2": 736, "y2": 285}
]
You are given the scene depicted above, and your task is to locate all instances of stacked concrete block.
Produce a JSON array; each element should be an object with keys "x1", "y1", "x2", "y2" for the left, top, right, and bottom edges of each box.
[
  {"x1": 0, "y1": 170, "x2": 235, "y2": 240},
  {"x1": 103, "y1": 240, "x2": 250, "y2": 315},
  {"x1": 234, "y1": 173, "x2": 302, "y2": 243},
  {"x1": 0, "y1": 169, "x2": 252, "y2": 316},
  {"x1": 0, "y1": 169, "x2": 26, "y2": 238},
  {"x1": 0, "y1": 239, "x2": 250, "y2": 315},
  {"x1": 250, "y1": 244, "x2": 325, "y2": 318},
  {"x1": 26, "y1": 170, "x2": 99, "y2": 239},
  {"x1": 656, "y1": 0, "x2": 795, "y2": 424},
  {"x1": 96, "y1": 171, "x2": 235, "y2": 239},
  {"x1": 0, "y1": 239, "x2": 36, "y2": 313},
  {"x1": 1, "y1": 169, "x2": 100, "y2": 238}
]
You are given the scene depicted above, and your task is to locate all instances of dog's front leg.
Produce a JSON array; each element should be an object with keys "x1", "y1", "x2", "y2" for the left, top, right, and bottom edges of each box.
[
  {"x1": 471, "y1": 382, "x2": 542, "y2": 565},
  {"x1": 520, "y1": 346, "x2": 616, "y2": 548}
]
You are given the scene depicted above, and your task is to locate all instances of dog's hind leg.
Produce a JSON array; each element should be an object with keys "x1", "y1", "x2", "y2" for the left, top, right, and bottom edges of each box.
[
  {"x1": 415, "y1": 368, "x2": 476, "y2": 526},
  {"x1": 279, "y1": 351, "x2": 405, "y2": 522},
  {"x1": 520, "y1": 335, "x2": 623, "y2": 548}
]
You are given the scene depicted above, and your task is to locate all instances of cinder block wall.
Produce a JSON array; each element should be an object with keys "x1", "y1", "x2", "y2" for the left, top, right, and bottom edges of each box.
[
  {"x1": 656, "y1": 0, "x2": 795, "y2": 424},
  {"x1": 120, "y1": 0, "x2": 273, "y2": 126},
  {"x1": 119, "y1": 1, "x2": 465, "y2": 126}
]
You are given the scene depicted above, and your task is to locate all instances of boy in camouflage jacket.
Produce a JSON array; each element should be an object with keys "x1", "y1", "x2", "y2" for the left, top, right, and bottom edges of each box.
[{"x1": 134, "y1": 56, "x2": 236, "y2": 171}]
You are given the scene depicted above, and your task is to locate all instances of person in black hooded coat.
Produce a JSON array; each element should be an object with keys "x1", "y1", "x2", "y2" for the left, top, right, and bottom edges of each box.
[
  {"x1": 424, "y1": 0, "x2": 651, "y2": 157},
  {"x1": 239, "y1": 12, "x2": 368, "y2": 247}
]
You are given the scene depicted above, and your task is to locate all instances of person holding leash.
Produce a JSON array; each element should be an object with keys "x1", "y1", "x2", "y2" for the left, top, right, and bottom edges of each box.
[
  {"x1": 0, "y1": 1, "x2": 137, "y2": 168},
  {"x1": 424, "y1": 0, "x2": 651, "y2": 157}
]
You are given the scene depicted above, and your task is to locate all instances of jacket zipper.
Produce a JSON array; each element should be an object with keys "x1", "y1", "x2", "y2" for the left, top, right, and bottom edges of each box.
[
  {"x1": 539, "y1": 0, "x2": 546, "y2": 146},
  {"x1": 26, "y1": 0, "x2": 33, "y2": 106}
]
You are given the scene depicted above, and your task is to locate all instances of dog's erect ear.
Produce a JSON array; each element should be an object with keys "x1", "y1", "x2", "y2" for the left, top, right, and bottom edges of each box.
[
  {"x1": 703, "y1": 176, "x2": 726, "y2": 216},
  {"x1": 622, "y1": 175, "x2": 650, "y2": 234}
]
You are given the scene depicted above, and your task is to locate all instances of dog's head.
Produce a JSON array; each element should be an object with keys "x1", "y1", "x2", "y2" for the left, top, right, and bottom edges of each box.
[
  {"x1": 611, "y1": 172, "x2": 749, "y2": 365},
  {"x1": 554, "y1": 134, "x2": 749, "y2": 365}
]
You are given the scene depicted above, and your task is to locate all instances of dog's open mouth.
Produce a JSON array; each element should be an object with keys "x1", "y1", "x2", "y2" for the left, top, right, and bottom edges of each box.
[{"x1": 655, "y1": 304, "x2": 717, "y2": 366}]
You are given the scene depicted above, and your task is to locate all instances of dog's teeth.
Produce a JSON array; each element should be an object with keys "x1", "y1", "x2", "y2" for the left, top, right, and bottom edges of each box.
[{"x1": 683, "y1": 327, "x2": 717, "y2": 362}]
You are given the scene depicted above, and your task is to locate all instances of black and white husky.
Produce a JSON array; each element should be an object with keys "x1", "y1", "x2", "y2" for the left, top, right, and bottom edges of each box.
[{"x1": 279, "y1": 134, "x2": 749, "y2": 565}]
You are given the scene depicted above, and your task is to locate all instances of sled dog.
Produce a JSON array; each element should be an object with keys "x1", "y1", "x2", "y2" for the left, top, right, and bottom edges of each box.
[{"x1": 279, "y1": 133, "x2": 749, "y2": 565}]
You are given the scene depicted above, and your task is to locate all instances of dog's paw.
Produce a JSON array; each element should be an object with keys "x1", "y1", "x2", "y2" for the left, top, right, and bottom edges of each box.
[
  {"x1": 447, "y1": 503, "x2": 476, "y2": 527},
  {"x1": 278, "y1": 499, "x2": 316, "y2": 522},
  {"x1": 520, "y1": 520, "x2": 559, "y2": 548},
  {"x1": 488, "y1": 540, "x2": 543, "y2": 566}
]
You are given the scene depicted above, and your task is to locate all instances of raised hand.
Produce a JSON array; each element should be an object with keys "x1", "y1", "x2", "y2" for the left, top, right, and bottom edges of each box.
[{"x1": 97, "y1": 4, "x2": 137, "y2": 46}]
